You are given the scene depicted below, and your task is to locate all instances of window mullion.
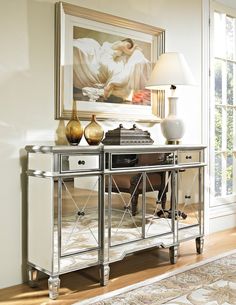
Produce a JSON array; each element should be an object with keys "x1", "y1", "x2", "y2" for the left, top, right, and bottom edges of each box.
[
  {"x1": 210, "y1": 65, "x2": 216, "y2": 198},
  {"x1": 233, "y1": 17, "x2": 236, "y2": 194},
  {"x1": 221, "y1": 60, "x2": 227, "y2": 196}
]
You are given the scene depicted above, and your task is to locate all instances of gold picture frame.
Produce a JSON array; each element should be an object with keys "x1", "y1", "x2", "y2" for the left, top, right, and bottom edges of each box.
[{"x1": 55, "y1": 2, "x2": 165, "y2": 122}]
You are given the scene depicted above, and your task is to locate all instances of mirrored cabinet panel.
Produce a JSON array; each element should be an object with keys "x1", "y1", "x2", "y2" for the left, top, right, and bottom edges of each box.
[
  {"x1": 110, "y1": 152, "x2": 175, "y2": 169},
  {"x1": 58, "y1": 176, "x2": 100, "y2": 256},
  {"x1": 177, "y1": 167, "x2": 204, "y2": 241}
]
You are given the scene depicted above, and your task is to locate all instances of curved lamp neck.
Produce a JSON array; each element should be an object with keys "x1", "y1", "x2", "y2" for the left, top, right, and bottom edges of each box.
[{"x1": 168, "y1": 97, "x2": 178, "y2": 116}]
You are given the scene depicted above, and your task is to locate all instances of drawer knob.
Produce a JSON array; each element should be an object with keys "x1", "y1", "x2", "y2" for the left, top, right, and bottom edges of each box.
[
  {"x1": 186, "y1": 156, "x2": 192, "y2": 160},
  {"x1": 77, "y1": 211, "x2": 85, "y2": 216},
  {"x1": 185, "y1": 195, "x2": 191, "y2": 199},
  {"x1": 78, "y1": 160, "x2": 85, "y2": 165}
]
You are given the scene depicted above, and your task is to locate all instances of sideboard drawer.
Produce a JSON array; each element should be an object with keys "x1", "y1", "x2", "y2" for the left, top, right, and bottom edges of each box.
[
  {"x1": 110, "y1": 152, "x2": 175, "y2": 169},
  {"x1": 178, "y1": 150, "x2": 203, "y2": 164},
  {"x1": 60, "y1": 154, "x2": 100, "y2": 172}
]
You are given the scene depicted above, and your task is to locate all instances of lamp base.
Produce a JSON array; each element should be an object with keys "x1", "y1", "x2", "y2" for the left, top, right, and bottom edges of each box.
[
  {"x1": 166, "y1": 140, "x2": 181, "y2": 145},
  {"x1": 161, "y1": 96, "x2": 185, "y2": 144}
]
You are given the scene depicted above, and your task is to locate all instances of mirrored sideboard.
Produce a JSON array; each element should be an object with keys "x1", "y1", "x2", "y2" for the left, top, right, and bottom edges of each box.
[{"x1": 25, "y1": 144, "x2": 206, "y2": 299}]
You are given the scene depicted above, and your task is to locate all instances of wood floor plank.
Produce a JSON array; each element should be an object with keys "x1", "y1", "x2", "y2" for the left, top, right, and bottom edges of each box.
[{"x1": 0, "y1": 228, "x2": 236, "y2": 305}]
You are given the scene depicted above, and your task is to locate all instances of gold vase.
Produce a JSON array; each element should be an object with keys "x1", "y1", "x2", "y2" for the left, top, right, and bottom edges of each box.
[
  {"x1": 65, "y1": 100, "x2": 83, "y2": 146},
  {"x1": 84, "y1": 115, "x2": 104, "y2": 145}
]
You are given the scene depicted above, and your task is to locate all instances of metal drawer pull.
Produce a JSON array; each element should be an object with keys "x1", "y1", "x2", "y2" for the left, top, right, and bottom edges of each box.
[
  {"x1": 77, "y1": 211, "x2": 85, "y2": 216},
  {"x1": 78, "y1": 160, "x2": 85, "y2": 165},
  {"x1": 186, "y1": 156, "x2": 192, "y2": 159}
]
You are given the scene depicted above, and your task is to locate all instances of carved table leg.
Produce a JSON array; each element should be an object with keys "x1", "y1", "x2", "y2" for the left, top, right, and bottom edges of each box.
[
  {"x1": 158, "y1": 189, "x2": 167, "y2": 210},
  {"x1": 28, "y1": 266, "x2": 39, "y2": 288},
  {"x1": 131, "y1": 194, "x2": 139, "y2": 216},
  {"x1": 196, "y1": 236, "x2": 204, "y2": 254},
  {"x1": 48, "y1": 276, "x2": 60, "y2": 300},
  {"x1": 100, "y1": 264, "x2": 110, "y2": 286},
  {"x1": 130, "y1": 174, "x2": 142, "y2": 216},
  {"x1": 169, "y1": 245, "x2": 178, "y2": 264}
]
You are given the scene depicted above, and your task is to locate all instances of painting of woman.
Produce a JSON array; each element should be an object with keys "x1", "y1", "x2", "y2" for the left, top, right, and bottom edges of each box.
[{"x1": 73, "y1": 37, "x2": 151, "y2": 104}]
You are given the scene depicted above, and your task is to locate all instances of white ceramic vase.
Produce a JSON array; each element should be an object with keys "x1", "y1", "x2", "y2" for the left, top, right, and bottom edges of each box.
[{"x1": 160, "y1": 97, "x2": 185, "y2": 144}]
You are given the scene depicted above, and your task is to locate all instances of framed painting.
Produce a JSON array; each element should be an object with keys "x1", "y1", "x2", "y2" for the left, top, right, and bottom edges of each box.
[{"x1": 55, "y1": 2, "x2": 165, "y2": 122}]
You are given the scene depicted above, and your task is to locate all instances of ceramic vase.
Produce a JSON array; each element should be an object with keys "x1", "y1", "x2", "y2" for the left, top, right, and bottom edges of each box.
[
  {"x1": 84, "y1": 115, "x2": 104, "y2": 145},
  {"x1": 160, "y1": 97, "x2": 185, "y2": 144},
  {"x1": 65, "y1": 100, "x2": 83, "y2": 145}
]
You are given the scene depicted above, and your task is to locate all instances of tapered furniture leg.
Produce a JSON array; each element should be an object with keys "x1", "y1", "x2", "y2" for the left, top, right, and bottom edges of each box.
[
  {"x1": 169, "y1": 245, "x2": 178, "y2": 264},
  {"x1": 48, "y1": 276, "x2": 60, "y2": 300},
  {"x1": 28, "y1": 266, "x2": 39, "y2": 288},
  {"x1": 196, "y1": 236, "x2": 204, "y2": 254},
  {"x1": 100, "y1": 264, "x2": 110, "y2": 286}
]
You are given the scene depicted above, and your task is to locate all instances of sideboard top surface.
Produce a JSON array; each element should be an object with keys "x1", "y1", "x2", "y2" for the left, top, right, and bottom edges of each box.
[{"x1": 25, "y1": 144, "x2": 207, "y2": 154}]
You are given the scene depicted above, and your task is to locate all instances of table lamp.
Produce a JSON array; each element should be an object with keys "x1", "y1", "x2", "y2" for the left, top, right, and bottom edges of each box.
[{"x1": 146, "y1": 52, "x2": 195, "y2": 144}]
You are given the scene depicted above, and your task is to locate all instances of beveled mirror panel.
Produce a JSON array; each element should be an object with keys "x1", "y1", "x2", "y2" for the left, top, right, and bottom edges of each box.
[
  {"x1": 177, "y1": 167, "x2": 204, "y2": 240},
  {"x1": 58, "y1": 176, "x2": 100, "y2": 256}
]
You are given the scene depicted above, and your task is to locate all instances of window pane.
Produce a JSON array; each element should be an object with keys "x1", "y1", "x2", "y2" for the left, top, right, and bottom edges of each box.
[
  {"x1": 215, "y1": 106, "x2": 222, "y2": 151},
  {"x1": 214, "y1": 59, "x2": 223, "y2": 105},
  {"x1": 226, "y1": 16, "x2": 235, "y2": 60},
  {"x1": 214, "y1": 12, "x2": 226, "y2": 58},
  {"x1": 227, "y1": 153, "x2": 233, "y2": 195},
  {"x1": 215, "y1": 153, "x2": 222, "y2": 197},
  {"x1": 227, "y1": 62, "x2": 234, "y2": 105},
  {"x1": 227, "y1": 108, "x2": 233, "y2": 150}
]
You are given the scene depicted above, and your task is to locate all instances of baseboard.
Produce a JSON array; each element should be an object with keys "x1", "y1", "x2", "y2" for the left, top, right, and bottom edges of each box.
[{"x1": 209, "y1": 201, "x2": 236, "y2": 233}]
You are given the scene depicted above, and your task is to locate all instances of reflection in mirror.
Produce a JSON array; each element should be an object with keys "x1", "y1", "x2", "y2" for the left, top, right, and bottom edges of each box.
[
  {"x1": 106, "y1": 172, "x2": 173, "y2": 251},
  {"x1": 54, "y1": 176, "x2": 100, "y2": 256},
  {"x1": 177, "y1": 167, "x2": 203, "y2": 240}
]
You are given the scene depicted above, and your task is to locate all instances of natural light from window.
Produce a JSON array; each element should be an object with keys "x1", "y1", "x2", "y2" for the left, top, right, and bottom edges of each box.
[{"x1": 213, "y1": 10, "x2": 236, "y2": 202}]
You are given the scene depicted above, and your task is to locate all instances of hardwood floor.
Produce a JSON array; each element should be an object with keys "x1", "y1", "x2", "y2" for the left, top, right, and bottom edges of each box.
[{"x1": 1, "y1": 228, "x2": 236, "y2": 305}]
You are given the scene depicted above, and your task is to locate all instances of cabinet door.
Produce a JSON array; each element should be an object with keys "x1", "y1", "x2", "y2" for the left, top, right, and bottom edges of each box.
[
  {"x1": 58, "y1": 176, "x2": 100, "y2": 257},
  {"x1": 177, "y1": 167, "x2": 204, "y2": 241},
  {"x1": 106, "y1": 172, "x2": 143, "y2": 247},
  {"x1": 106, "y1": 170, "x2": 174, "y2": 261},
  {"x1": 144, "y1": 171, "x2": 173, "y2": 241}
]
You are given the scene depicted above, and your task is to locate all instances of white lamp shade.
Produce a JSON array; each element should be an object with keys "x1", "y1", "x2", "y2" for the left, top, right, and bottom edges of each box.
[{"x1": 146, "y1": 52, "x2": 195, "y2": 89}]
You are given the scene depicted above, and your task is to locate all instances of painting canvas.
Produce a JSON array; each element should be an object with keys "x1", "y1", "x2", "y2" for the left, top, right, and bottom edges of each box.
[
  {"x1": 73, "y1": 27, "x2": 152, "y2": 106},
  {"x1": 55, "y1": 2, "x2": 165, "y2": 121}
]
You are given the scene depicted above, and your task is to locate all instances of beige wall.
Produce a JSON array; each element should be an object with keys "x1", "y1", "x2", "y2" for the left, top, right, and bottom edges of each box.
[{"x1": 0, "y1": 0, "x2": 202, "y2": 288}]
